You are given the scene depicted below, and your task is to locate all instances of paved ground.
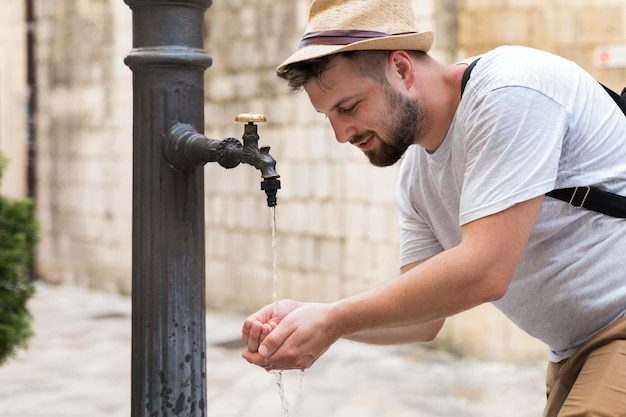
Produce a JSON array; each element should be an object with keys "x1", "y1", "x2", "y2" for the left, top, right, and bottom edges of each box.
[{"x1": 0, "y1": 283, "x2": 547, "y2": 417}]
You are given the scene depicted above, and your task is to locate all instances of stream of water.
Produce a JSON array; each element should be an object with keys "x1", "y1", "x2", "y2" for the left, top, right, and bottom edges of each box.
[
  {"x1": 271, "y1": 206, "x2": 279, "y2": 315},
  {"x1": 269, "y1": 206, "x2": 304, "y2": 417}
]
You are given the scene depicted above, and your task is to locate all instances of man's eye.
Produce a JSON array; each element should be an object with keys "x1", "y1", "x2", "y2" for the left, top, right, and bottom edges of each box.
[{"x1": 340, "y1": 103, "x2": 358, "y2": 114}]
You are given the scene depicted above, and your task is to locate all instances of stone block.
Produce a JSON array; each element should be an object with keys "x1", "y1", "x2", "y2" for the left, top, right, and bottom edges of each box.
[
  {"x1": 317, "y1": 200, "x2": 343, "y2": 238},
  {"x1": 576, "y1": 7, "x2": 623, "y2": 44},
  {"x1": 343, "y1": 201, "x2": 367, "y2": 241}
]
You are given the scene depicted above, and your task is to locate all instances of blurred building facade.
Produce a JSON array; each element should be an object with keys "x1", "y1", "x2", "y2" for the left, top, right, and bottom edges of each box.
[{"x1": 1, "y1": 0, "x2": 624, "y2": 359}]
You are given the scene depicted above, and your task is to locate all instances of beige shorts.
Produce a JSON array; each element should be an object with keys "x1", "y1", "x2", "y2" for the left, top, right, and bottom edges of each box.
[{"x1": 543, "y1": 316, "x2": 626, "y2": 417}]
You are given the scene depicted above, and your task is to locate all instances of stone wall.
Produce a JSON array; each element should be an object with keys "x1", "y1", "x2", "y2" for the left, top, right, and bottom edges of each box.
[
  {"x1": 0, "y1": 2, "x2": 28, "y2": 199},
  {"x1": 10, "y1": 0, "x2": 625, "y2": 359},
  {"x1": 34, "y1": 0, "x2": 133, "y2": 293},
  {"x1": 458, "y1": 0, "x2": 626, "y2": 90}
]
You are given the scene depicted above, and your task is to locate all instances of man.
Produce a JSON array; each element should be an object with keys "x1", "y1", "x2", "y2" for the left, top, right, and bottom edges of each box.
[{"x1": 241, "y1": 0, "x2": 626, "y2": 415}]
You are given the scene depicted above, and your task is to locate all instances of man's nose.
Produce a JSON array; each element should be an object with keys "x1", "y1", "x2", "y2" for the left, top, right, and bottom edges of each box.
[{"x1": 329, "y1": 117, "x2": 354, "y2": 144}]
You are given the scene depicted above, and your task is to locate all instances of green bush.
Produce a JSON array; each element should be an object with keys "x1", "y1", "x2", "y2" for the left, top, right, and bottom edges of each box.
[{"x1": 0, "y1": 154, "x2": 38, "y2": 365}]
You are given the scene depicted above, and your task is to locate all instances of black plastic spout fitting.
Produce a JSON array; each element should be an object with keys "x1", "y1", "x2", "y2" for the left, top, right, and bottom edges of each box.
[{"x1": 261, "y1": 177, "x2": 281, "y2": 207}]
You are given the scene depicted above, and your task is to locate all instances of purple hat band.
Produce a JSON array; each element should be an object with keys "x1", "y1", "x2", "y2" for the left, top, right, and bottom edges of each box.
[{"x1": 298, "y1": 29, "x2": 416, "y2": 48}]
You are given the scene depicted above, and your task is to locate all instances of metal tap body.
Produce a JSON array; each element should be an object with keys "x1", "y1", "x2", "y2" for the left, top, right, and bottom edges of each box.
[{"x1": 164, "y1": 121, "x2": 281, "y2": 207}]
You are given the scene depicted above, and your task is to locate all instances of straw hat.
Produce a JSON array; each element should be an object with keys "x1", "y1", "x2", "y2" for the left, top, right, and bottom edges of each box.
[{"x1": 277, "y1": 0, "x2": 434, "y2": 71}]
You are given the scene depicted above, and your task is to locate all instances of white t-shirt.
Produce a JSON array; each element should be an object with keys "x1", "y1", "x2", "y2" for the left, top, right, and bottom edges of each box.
[{"x1": 396, "y1": 46, "x2": 626, "y2": 361}]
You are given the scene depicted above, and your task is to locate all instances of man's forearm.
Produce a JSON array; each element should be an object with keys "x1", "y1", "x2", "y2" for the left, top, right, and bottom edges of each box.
[{"x1": 343, "y1": 319, "x2": 445, "y2": 344}]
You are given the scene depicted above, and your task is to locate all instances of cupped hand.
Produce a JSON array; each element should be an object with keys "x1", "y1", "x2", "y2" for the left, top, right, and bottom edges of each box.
[
  {"x1": 241, "y1": 302, "x2": 339, "y2": 371},
  {"x1": 241, "y1": 299, "x2": 303, "y2": 353}
]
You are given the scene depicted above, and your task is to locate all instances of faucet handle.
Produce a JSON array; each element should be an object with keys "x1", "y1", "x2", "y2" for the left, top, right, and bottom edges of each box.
[{"x1": 235, "y1": 113, "x2": 267, "y2": 123}]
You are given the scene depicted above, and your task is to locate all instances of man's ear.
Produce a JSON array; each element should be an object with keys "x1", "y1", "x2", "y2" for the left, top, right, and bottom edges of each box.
[{"x1": 389, "y1": 50, "x2": 416, "y2": 90}]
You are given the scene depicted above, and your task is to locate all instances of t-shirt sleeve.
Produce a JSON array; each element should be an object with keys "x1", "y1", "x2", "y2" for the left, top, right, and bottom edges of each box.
[{"x1": 396, "y1": 159, "x2": 444, "y2": 267}]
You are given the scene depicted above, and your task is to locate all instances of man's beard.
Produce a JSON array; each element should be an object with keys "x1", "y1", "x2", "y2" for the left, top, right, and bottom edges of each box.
[{"x1": 361, "y1": 83, "x2": 426, "y2": 167}]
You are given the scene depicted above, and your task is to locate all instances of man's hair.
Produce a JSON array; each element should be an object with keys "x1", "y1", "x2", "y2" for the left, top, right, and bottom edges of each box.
[{"x1": 277, "y1": 50, "x2": 425, "y2": 92}]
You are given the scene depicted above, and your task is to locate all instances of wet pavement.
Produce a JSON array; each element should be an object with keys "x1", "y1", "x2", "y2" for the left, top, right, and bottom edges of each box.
[{"x1": 0, "y1": 283, "x2": 547, "y2": 417}]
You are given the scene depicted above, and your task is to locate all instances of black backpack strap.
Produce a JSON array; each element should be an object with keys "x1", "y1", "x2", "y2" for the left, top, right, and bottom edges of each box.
[
  {"x1": 461, "y1": 58, "x2": 480, "y2": 98},
  {"x1": 600, "y1": 83, "x2": 626, "y2": 116},
  {"x1": 547, "y1": 83, "x2": 626, "y2": 218},
  {"x1": 546, "y1": 187, "x2": 626, "y2": 218}
]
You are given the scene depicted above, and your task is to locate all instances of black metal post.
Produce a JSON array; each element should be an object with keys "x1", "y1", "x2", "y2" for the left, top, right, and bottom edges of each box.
[{"x1": 124, "y1": 1, "x2": 212, "y2": 416}]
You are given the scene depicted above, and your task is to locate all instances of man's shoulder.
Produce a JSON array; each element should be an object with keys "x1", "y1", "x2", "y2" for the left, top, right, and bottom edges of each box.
[{"x1": 462, "y1": 45, "x2": 588, "y2": 107}]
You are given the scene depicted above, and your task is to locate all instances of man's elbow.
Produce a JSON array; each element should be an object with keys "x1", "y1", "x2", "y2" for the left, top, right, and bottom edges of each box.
[
  {"x1": 420, "y1": 319, "x2": 445, "y2": 343},
  {"x1": 479, "y1": 271, "x2": 512, "y2": 303}
]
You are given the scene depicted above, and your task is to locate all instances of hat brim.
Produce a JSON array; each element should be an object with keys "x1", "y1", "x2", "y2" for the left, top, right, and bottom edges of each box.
[{"x1": 277, "y1": 31, "x2": 434, "y2": 72}]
